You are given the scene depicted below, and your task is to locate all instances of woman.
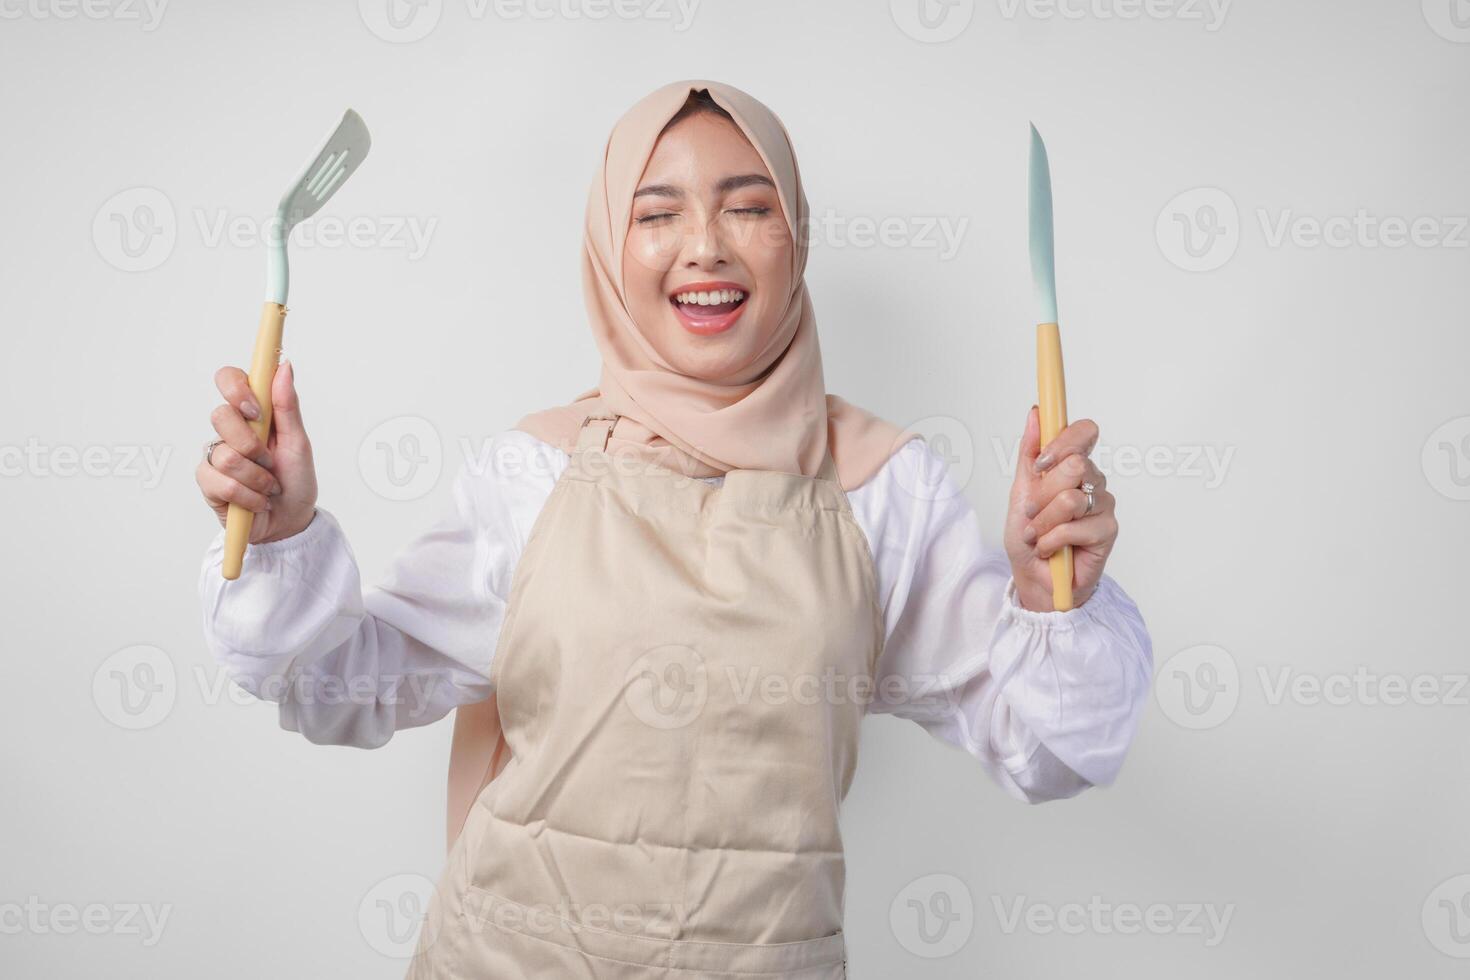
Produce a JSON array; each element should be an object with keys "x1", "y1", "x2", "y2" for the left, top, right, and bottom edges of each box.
[{"x1": 197, "y1": 80, "x2": 1152, "y2": 978}]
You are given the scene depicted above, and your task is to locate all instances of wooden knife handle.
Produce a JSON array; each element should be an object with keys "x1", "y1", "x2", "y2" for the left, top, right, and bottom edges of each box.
[
  {"x1": 221, "y1": 302, "x2": 286, "y2": 580},
  {"x1": 1036, "y1": 321, "x2": 1074, "y2": 611}
]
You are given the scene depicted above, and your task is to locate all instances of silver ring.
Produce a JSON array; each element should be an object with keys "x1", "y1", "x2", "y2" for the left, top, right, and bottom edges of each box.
[
  {"x1": 1080, "y1": 481, "x2": 1096, "y2": 515},
  {"x1": 204, "y1": 439, "x2": 225, "y2": 466}
]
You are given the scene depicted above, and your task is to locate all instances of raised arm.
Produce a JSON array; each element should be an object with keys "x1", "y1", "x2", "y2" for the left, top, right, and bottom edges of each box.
[
  {"x1": 198, "y1": 479, "x2": 494, "y2": 747},
  {"x1": 195, "y1": 358, "x2": 562, "y2": 745},
  {"x1": 850, "y1": 434, "x2": 1153, "y2": 803}
]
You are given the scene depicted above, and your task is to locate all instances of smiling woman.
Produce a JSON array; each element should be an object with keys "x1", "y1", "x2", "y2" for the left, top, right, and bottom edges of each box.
[
  {"x1": 195, "y1": 79, "x2": 1153, "y2": 980},
  {"x1": 624, "y1": 92, "x2": 786, "y2": 358}
]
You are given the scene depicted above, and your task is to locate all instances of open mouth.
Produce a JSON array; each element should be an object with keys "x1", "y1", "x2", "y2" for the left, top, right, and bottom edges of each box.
[{"x1": 669, "y1": 284, "x2": 749, "y2": 335}]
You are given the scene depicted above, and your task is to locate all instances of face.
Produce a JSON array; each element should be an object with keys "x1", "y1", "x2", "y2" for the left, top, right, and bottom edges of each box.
[{"x1": 622, "y1": 111, "x2": 795, "y2": 383}]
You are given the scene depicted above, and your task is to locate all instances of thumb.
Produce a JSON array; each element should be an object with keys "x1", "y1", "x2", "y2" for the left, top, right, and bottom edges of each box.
[
  {"x1": 1012, "y1": 405, "x2": 1040, "y2": 495},
  {"x1": 270, "y1": 359, "x2": 307, "y2": 444}
]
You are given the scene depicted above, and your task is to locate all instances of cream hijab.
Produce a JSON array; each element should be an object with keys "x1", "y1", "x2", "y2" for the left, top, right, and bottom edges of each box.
[
  {"x1": 446, "y1": 80, "x2": 916, "y2": 848},
  {"x1": 514, "y1": 78, "x2": 913, "y2": 490}
]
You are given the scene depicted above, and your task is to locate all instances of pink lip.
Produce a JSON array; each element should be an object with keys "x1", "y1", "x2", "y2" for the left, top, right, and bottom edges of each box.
[{"x1": 668, "y1": 280, "x2": 750, "y2": 337}]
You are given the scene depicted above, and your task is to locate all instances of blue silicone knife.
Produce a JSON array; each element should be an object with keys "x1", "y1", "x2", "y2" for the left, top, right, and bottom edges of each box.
[{"x1": 1029, "y1": 123, "x2": 1074, "y2": 610}]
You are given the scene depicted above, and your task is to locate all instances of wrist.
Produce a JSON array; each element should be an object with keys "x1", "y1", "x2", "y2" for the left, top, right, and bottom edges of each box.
[
  {"x1": 1013, "y1": 575, "x2": 1096, "y2": 613},
  {"x1": 1014, "y1": 579, "x2": 1056, "y2": 613},
  {"x1": 259, "y1": 507, "x2": 317, "y2": 544}
]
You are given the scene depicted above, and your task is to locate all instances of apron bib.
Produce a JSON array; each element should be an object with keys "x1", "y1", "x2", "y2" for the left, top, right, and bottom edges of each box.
[{"x1": 407, "y1": 414, "x2": 883, "y2": 978}]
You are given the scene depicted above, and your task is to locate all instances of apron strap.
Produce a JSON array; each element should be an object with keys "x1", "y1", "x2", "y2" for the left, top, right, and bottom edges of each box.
[
  {"x1": 817, "y1": 445, "x2": 838, "y2": 484},
  {"x1": 577, "y1": 414, "x2": 839, "y2": 484}
]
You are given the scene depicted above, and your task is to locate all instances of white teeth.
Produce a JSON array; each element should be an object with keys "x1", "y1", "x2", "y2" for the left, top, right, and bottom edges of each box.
[{"x1": 675, "y1": 289, "x2": 746, "y2": 305}]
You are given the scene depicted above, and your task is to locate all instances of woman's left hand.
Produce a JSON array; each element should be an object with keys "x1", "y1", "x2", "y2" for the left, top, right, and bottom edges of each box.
[{"x1": 1003, "y1": 406, "x2": 1118, "y2": 612}]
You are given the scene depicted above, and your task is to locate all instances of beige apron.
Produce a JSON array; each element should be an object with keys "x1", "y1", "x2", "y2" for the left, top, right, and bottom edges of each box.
[{"x1": 406, "y1": 414, "x2": 884, "y2": 979}]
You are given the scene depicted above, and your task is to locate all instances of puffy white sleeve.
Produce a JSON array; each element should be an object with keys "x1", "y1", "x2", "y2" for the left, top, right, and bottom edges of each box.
[
  {"x1": 197, "y1": 430, "x2": 565, "y2": 748},
  {"x1": 849, "y1": 438, "x2": 1154, "y2": 804}
]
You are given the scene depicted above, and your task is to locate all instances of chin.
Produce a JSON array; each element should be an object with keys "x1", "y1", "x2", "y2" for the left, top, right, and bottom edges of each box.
[
  {"x1": 666, "y1": 348, "x2": 750, "y2": 382},
  {"x1": 642, "y1": 309, "x2": 775, "y2": 382}
]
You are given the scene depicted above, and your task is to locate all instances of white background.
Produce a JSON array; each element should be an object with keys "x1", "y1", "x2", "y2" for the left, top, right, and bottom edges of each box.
[{"x1": 3, "y1": 0, "x2": 1469, "y2": 976}]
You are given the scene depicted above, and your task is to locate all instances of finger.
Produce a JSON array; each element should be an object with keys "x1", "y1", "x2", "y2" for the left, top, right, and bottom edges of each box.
[
  {"x1": 1028, "y1": 455, "x2": 1106, "y2": 517},
  {"x1": 1012, "y1": 405, "x2": 1041, "y2": 495},
  {"x1": 1026, "y1": 487, "x2": 1114, "y2": 542},
  {"x1": 269, "y1": 359, "x2": 308, "y2": 445},
  {"x1": 215, "y1": 366, "x2": 263, "y2": 422},
  {"x1": 1036, "y1": 510, "x2": 1119, "y2": 559},
  {"x1": 208, "y1": 443, "x2": 282, "y2": 496},
  {"x1": 196, "y1": 460, "x2": 273, "y2": 513},
  {"x1": 210, "y1": 403, "x2": 273, "y2": 467},
  {"x1": 1035, "y1": 417, "x2": 1099, "y2": 475}
]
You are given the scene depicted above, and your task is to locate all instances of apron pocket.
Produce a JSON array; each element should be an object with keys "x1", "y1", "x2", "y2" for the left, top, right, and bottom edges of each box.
[{"x1": 459, "y1": 884, "x2": 846, "y2": 978}]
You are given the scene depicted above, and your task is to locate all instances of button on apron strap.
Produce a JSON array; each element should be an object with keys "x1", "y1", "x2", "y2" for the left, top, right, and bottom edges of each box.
[{"x1": 576, "y1": 414, "x2": 619, "y2": 452}]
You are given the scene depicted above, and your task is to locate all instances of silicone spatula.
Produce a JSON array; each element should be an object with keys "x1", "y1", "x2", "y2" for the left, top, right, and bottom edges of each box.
[
  {"x1": 221, "y1": 109, "x2": 371, "y2": 580},
  {"x1": 1028, "y1": 123, "x2": 1074, "y2": 611}
]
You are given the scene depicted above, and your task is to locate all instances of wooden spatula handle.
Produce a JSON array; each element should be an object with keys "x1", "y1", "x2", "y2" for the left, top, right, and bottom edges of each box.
[
  {"x1": 221, "y1": 302, "x2": 286, "y2": 580},
  {"x1": 1036, "y1": 321, "x2": 1074, "y2": 611}
]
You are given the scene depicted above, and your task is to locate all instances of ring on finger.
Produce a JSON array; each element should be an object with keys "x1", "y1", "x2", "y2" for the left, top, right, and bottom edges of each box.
[
  {"x1": 1081, "y1": 481, "x2": 1096, "y2": 515},
  {"x1": 204, "y1": 439, "x2": 225, "y2": 467}
]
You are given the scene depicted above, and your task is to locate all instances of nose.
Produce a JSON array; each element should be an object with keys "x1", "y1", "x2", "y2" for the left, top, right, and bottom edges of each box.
[{"x1": 681, "y1": 214, "x2": 729, "y2": 272}]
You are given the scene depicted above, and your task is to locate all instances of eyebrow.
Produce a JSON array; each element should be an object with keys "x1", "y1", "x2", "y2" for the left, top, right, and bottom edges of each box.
[{"x1": 632, "y1": 173, "x2": 776, "y2": 199}]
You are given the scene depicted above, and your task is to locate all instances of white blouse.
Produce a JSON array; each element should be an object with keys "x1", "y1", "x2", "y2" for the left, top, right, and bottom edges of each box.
[{"x1": 198, "y1": 430, "x2": 1153, "y2": 804}]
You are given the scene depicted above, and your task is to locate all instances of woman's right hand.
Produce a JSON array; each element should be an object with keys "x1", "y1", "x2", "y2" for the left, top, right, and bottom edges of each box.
[{"x1": 196, "y1": 360, "x2": 318, "y2": 544}]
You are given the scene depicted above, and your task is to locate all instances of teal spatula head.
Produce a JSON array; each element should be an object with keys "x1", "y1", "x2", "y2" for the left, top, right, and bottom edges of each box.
[
  {"x1": 1028, "y1": 123, "x2": 1057, "y2": 325},
  {"x1": 265, "y1": 108, "x2": 372, "y2": 304}
]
